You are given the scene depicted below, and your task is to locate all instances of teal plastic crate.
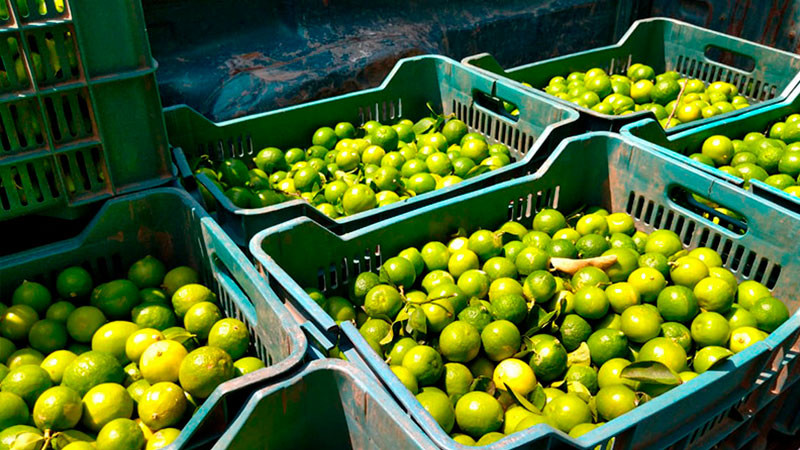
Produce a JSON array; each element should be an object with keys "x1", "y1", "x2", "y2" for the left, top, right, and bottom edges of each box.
[
  {"x1": 164, "y1": 55, "x2": 579, "y2": 246},
  {"x1": 0, "y1": 0, "x2": 172, "y2": 221},
  {"x1": 214, "y1": 359, "x2": 436, "y2": 449},
  {"x1": 462, "y1": 17, "x2": 800, "y2": 134},
  {"x1": 252, "y1": 133, "x2": 800, "y2": 449},
  {"x1": 0, "y1": 187, "x2": 307, "y2": 449},
  {"x1": 621, "y1": 82, "x2": 800, "y2": 215}
]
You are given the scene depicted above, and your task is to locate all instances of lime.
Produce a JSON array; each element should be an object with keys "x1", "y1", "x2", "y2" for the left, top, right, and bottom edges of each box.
[
  {"x1": 661, "y1": 322, "x2": 693, "y2": 353},
  {"x1": 546, "y1": 239, "x2": 578, "y2": 258},
  {"x1": 603, "y1": 248, "x2": 640, "y2": 282},
  {"x1": 750, "y1": 297, "x2": 790, "y2": 332},
  {"x1": 576, "y1": 214, "x2": 608, "y2": 235},
  {"x1": 127, "y1": 256, "x2": 167, "y2": 289},
  {"x1": 39, "y1": 350, "x2": 76, "y2": 384},
  {"x1": 570, "y1": 423, "x2": 600, "y2": 438},
  {"x1": 386, "y1": 338, "x2": 418, "y2": 366},
  {"x1": 691, "y1": 311, "x2": 730, "y2": 347},
  {"x1": 493, "y1": 358, "x2": 537, "y2": 396},
  {"x1": 389, "y1": 366, "x2": 418, "y2": 394},
  {"x1": 56, "y1": 266, "x2": 93, "y2": 299},
  {"x1": 627, "y1": 267, "x2": 666, "y2": 303},
  {"x1": 131, "y1": 303, "x2": 176, "y2": 331},
  {"x1": 670, "y1": 256, "x2": 709, "y2": 288},
  {"x1": 0, "y1": 391, "x2": 29, "y2": 429},
  {"x1": 139, "y1": 341, "x2": 187, "y2": 384},
  {"x1": 639, "y1": 252, "x2": 668, "y2": 278},
  {"x1": 401, "y1": 345, "x2": 443, "y2": 386},
  {"x1": 565, "y1": 364, "x2": 598, "y2": 394},
  {"x1": 364, "y1": 285, "x2": 403, "y2": 319},
  {"x1": 64, "y1": 306, "x2": 106, "y2": 344},
  {"x1": 27, "y1": 319, "x2": 67, "y2": 354},
  {"x1": 574, "y1": 286, "x2": 609, "y2": 320},
  {"x1": 162, "y1": 267, "x2": 200, "y2": 297},
  {"x1": 1, "y1": 365, "x2": 52, "y2": 407},
  {"x1": 576, "y1": 233, "x2": 609, "y2": 258},
  {"x1": 481, "y1": 320, "x2": 521, "y2": 361},
  {"x1": 46, "y1": 301, "x2": 76, "y2": 323},
  {"x1": 503, "y1": 405, "x2": 536, "y2": 435},
  {"x1": 693, "y1": 277, "x2": 734, "y2": 313},
  {"x1": 529, "y1": 337, "x2": 568, "y2": 382},
  {"x1": 416, "y1": 389, "x2": 455, "y2": 433},
  {"x1": 146, "y1": 428, "x2": 181, "y2": 450},
  {"x1": 587, "y1": 328, "x2": 629, "y2": 366},
  {"x1": 325, "y1": 296, "x2": 356, "y2": 322},
  {"x1": 92, "y1": 321, "x2": 140, "y2": 364},
  {"x1": 533, "y1": 209, "x2": 567, "y2": 235},
  {"x1": 140, "y1": 288, "x2": 169, "y2": 305},
  {"x1": 645, "y1": 230, "x2": 682, "y2": 257},
  {"x1": 637, "y1": 336, "x2": 687, "y2": 373},
  {"x1": 620, "y1": 304, "x2": 663, "y2": 343},
  {"x1": 606, "y1": 282, "x2": 640, "y2": 314},
  {"x1": 124, "y1": 362, "x2": 141, "y2": 386},
  {"x1": 125, "y1": 329, "x2": 164, "y2": 364},
  {"x1": 597, "y1": 358, "x2": 637, "y2": 389},
  {"x1": 126, "y1": 379, "x2": 150, "y2": 404},
  {"x1": 0, "y1": 338, "x2": 14, "y2": 365},
  {"x1": 596, "y1": 385, "x2": 637, "y2": 421},
  {"x1": 736, "y1": 280, "x2": 771, "y2": 310},
  {"x1": 11, "y1": 281, "x2": 51, "y2": 315},
  {"x1": 443, "y1": 363, "x2": 473, "y2": 397},
  {"x1": 96, "y1": 418, "x2": 145, "y2": 450},
  {"x1": 543, "y1": 393, "x2": 592, "y2": 433},
  {"x1": 62, "y1": 351, "x2": 123, "y2": 396},
  {"x1": 171, "y1": 284, "x2": 215, "y2": 320},
  {"x1": 1, "y1": 304, "x2": 39, "y2": 341},
  {"x1": 490, "y1": 293, "x2": 527, "y2": 324},
  {"x1": 183, "y1": 302, "x2": 222, "y2": 341},
  {"x1": 439, "y1": 321, "x2": 481, "y2": 363},
  {"x1": 7, "y1": 348, "x2": 43, "y2": 370},
  {"x1": 81, "y1": 382, "x2": 133, "y2": 431},
  {"x1": 560, "y1": 314, "x2": 593, "y2": 352},
  {"x1": 657, "y1": 286, "x2": 699, "y2": 323},
  {"x1": 729, "y1": 326, "x2": 768, "y2": 353},
  {"x1": 455, "y1": 391, "x2": 504, "y2": 438},
  {"x1": 523, "y1": 270, "x2": 557, "y2": 303},
  {"x1": 380, "y1": 256, "x2": 416, "y2": 290},
  {"x1": 91, "y1": 280, "x2": 141, "y2": 320},
  {"x1": 693, "y1": 346, "x2": 733, "y2": 373},
  {"x1": 420, "y1": 242, "x2": 451, "y2": 272},
  {"x1": 514, "y1": 414, "x2": 554, "y2": 433},
  {"x1": 137, "y1": 382, "x2": 187, "y2": 431},
  {"x1": 178, "y1": 346, "x2": 234, "y2": 399},
  {"x1": 457, "y1": 305, "x2": 493, "y2": 334},
  {"x1": 571, "y1": 266, "x2": 610, "y2": 291}
]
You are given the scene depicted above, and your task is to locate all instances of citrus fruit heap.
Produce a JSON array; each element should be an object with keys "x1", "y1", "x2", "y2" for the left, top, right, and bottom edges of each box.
[
  {"x1": 684, "y1": 115, "x2": 800, "y2": 199},
  {"x1": 540, "y1": 64, "x2": 750, "y2": 128},
  {"x1": 194, "y1": 115, "x2": 512, "y2": 219},
  {"x1": 308, "y1": 208, "x2": 790, "y2": 443},
  {"x1": 0, "y1": 256, "x2": 260, "y2": 450}
]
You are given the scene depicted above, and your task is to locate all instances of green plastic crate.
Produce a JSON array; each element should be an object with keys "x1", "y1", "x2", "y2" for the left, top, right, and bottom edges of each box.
[
  {"x1": 0, "y1": 187, "x2": 307, "y2": 449},
  {"x1": 0, "y1": 0, "x2": 172, "y2": 221},
  {"x1": 621, "y1": 82, "x2": 800, "y2": 215},
  {"x1": 164, "y1": 55, "x2": 579, "y2": 246},
  {"x1": 214, "y1": 359, "x2": 436, "y2": 449},
  {"x1": 462, "y1": 17, "x2": 800, "y2": 133},
  {"x1": 252, "y1": 133, "x2": 800, "y2": 449}
]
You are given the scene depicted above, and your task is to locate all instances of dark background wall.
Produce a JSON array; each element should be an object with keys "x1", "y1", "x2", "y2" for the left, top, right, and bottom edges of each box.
[{"x1": 140, "y1": 0, "x2": 800, "y2": 122}]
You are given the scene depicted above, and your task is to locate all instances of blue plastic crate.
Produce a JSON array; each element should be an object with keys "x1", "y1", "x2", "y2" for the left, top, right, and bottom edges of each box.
[
  {"x1": 164, "y1": 55, "x2": 579, "y2": 246},
  {"x1": 0, "y1": 187, "x2": 307, "y2": 449},
  {"x1": 463, "y1": 18, "x2": 800, "y2": 134},
  {"x1": 252, "y1": 132, "x2": 800, "y2": 449},
  {"x1": 212, "y1": 358, "x2": 436, "y2": 449},
  {"x1": 621, "y1": 81, "x2": 800, "y2": 216}
]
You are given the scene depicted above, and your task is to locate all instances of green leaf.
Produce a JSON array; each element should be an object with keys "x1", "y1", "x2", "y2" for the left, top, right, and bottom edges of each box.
[
  {"x1": 549, "y1": 379, "x2": 567, "y2": 391},
  {"x1": 635, "y1": 391, "x2": 651, "y2": 405},
  {"x1": 567, "y1": 342, "x2": 591, "y2": 367},
  {"x1": 451, "y1": 227, "x2": 469, "y2": 238},
  {"x1": 668, "y1": 249, "x2": 689, "y2": 262},
  {"x1": 470, "y1": 376, "x2": 495, "y2": 395},
  {"x1": 621, "y1": 361, "x2": 683, "y2": 385},
  {"x1": 567, "y1": 381, "x2": 592, "y2": 403},
  {"x1": 412, "y1": 117, "x2": 437, "y2": 137},
  {"x1": 504, "y1": 382, "x2": 542, "y2": 414},
  {"x1": 513, "y1": 335, "x2": 536, "y2": 359},
  {"x1": 588, "y1": 396, "x2": 598, "y2": 422},
  {"x1": 409, "y1": 306, "x2": 427, "y2": 335},
  {"x1": 524, "y1": 305, "x2": 559, "y2": 337},
  {"x1": 9, "y1": 432, "x2": 45, "y2": 450},
  {"x1": 464, "y1": 165, "x2": 492, "y2": 179},
  {"x1": 379, "y1": 325, "x2": 395, "y2": 346},
  {"x1": 530, "y1": 384, "x2": 547, "y2": 411}
]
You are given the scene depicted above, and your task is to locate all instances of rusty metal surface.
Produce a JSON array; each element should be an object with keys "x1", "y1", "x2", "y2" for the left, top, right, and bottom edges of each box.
[{"x1": 141, "y1": 0, "x2": 800, "y2": 122}]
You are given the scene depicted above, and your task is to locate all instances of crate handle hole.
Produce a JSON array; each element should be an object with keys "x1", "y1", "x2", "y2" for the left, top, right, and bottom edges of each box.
[
  {"x1": 668, "y1": 186, "x2": 747, "y2": 235},
  {"x1": 472, "y1": 90, "x2": 519, "y2": 123},
  {"x1": 704, "y1": 45, "x2": 756, "y2": 73}
]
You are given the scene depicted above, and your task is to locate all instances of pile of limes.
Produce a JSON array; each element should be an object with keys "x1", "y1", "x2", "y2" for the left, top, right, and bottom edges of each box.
[
  {"x1": 688, "y1": 115, "x2": 800, "y2": 198},
  {"x1": 307, "y1": 208, "x2": 790, "y2": 445},
  {"x1": 194, "y1": 116, "x2": 512, "y2": 218},
  {"x1": 541, "y1": 63, "x2": 750, "y2": 128},
  {"x1": 0, "y1": 256, "x2": 259, "y2": 450}
]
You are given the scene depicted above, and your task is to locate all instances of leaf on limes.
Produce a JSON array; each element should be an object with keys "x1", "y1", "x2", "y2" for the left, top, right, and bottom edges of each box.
[
  {"x1": 50, "y1": 430, "x2": 91, "y2": 450},
  {"x1": 588, "y1": 396, "x2": 599, "y2": 422},
  {"x1": 550, "y1": 255, "x2": 618, "y2": 274},
  {"x1": 667, "y1": 249, "x2": 689, "y2": 262},
  {"x1": 635, "y1": 391, "x2": 650, "y2": 405},
  {"x1": 513, "y1": 335, "x2": 536, "y2": 359},
  {"x1": 408, "y1": 306, "x2": 427, "y2": 335},
  {"x1": 379, "y1": 325, "x2": 395, "y2": 346},
  {"x1": 524, "y1": 305, "x2": 559, "y2": 337},
  {"x1": 464, "y1": 165, "x2": 492, "y2": 179},
  {"x1": 412, "y1": 117, "x2": 437, "y2": 137},
  {"x1": 470, "y1": 376, "x2": 495, "y2": 395},
  {"x1": 549, "y1": 379, "x2": 567, "y2": 391},
  {"x1": 504, "y1": 382, "x2": 542, "y2": 414},
  {"x1": 567, "y1": 381, "x2": 592, "y2": 403},
  {"x1": 567, "y1": 342, "x2": 591, "y2": 367},
  {"x1": 530, "y1": 384, "x2": 547, "y2": 411},
  {"x1": 9, "y1": 431, "x2": 45, "y2": 450},
  {"x1": 621, "y1": 361, "x2": 683, "y2": 385}
]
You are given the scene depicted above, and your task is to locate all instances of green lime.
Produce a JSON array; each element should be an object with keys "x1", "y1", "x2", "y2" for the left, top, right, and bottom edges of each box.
[
  {"x1": 693, "y1": 346, "x2": 733, "y2": 373},
  {"x1": 443, "y1": 363, "x2": 473, "y2": 397},
  {"x1": 1, "y1": 304, "x2": 39, "y2": 341},
  {"x1": 670, "y1": 256, "x2": 709, "y2": 288},
  {"x1": 596, "y1": 384, "x2": 637, "y2": 421},
  {"x1": 179, "y1": 346, "x2": 234, "y2": 399},
  {"x1": 565, "y1": 364, "x2": 598, "y2": 394},
  {"x1": 183, "y1": 302, "x2": 222, "y2": 341},
  {"x1": 691, "y1": 311, "x2": 730, "y2": 348},
  {"x1": 207, "y1": 318, "x2": 249, "y2": 360},
  {"x1": 597, "y1": 358, "x2": 637, "y2": 389},
  {"x1": 127, "y1": 256, "x2": 167, "y2": 289},
  {"x1": 27, "y1": 319, "x2": 67, "y2": 354},
  {"x1": 137, "y1": 382, "x2": 187, "y2": 431},
  {"x1": 62, "y1": 351, "x2": 123, "y2": 397},
  {"x1": 390, "y1": 366, "x2": 418, "y2": 394},
  {"x1": 1, "y1": 365, "x2": 52, "y2": 407},
  {"x1": 125, "y1": 329, "x2": 164, "y2": 364},
  {"x1": 91, "y1": 280, "x2": 141, "y2": 320},
  {"x1": 81, "y1": 382, "x2": 134, "y2": 432},
  {"x1": 523, "y1": 270, "x2": 557, "y2": 304},
  {"x1": 171, "y1": 284, "x2": 215, "y2": 320},
  {"x1": 233, "y1": 356, "x2": 265, "y2": 377},
  {"x1": 39, "y1": 350, "x2": 76, "y2": 384},
  {"x1": 571, "y1": 266, "x2": 610, "y2": 291},
  {"x1": 325, "y1": 296, "x2": 356, "y2": 322},
  {"x1": 131, "y1": 303, "x2": 176, "y2": 331},
  {"x1": 387, "y1": 337, "x2": 418, "y2": 366},
  {"x1": 645, "y1": 230, "x2": 682, "y2": 257},
  {"x1": 603, "y1": 248, "x2": 640, "y2": 282},
  {"x1": 575, "y1": 233, "x2": 609, "y2": 258},
  {"x1": 364, "y1": 285, "x2": 403, "y2": 319},
  {"x1": 92, "y1": 321, "x2": 140, "y2": 364},
  {"x1": 543, "y1": 393, "x2": 592, "y2": 433},
  {"x1": 34, "y1": 386, "x2": 82, "y2": 432},
  {"x1": 560, "y1": 314, "x2": 593, "y2": 352},
  {"x1": 11, "y1": 281, "x2": 51, "y2": 315},
  {"x1": 693, "y1": 277, "x2": 734, "y2": 313},
  {"x1": 455, "y1": 391, "x2": 504, "y2": 438},
  {"x1": 57, "y1": 266, "x2": 93, "y2": 299},
  {"x1": 96, "y1": 418, "x2": 145, "y2": 450},
  {"x1": 638, "y1": 253, "x2": 669, "y2": 278},
  {"x1": 416, "y1": 389, "x2": 455, "y2": 433},
  {"x1": 750, "y1": 297, "x2": 790, "y2": 332},
  {"x1": 45, "y1": 301, "x2": 76, "y2": 323},
  {"x1": 657, "y1": 286, "x2": 699, "y2": 323},
  {"x1": 457, "y1": 305, "x2": 493, "y2": 334},
  {"x1": 0, "y1": 391, "x2": 29, "y2": 429},
  {"x1": 574, "y1": 286, "x2": 609, "y2": 320},
  {"x1": 65, "y1": 306, "x2": 106, "y2": 343},
  {"x1": 146, "y1": 428, "x2": 181, "y2": 450},
  {"x1": 533, "y1": 209, "x2": 567, "y2": 235},
  {"x1": 587, "y1": 328, "x2": 629, "y2": 366},
  {"x1": 576, "y1": 214, "x2": 608, "y2": 236},
  {"x1": 7, "y1": 348, "x2": 44, "y2": 369},
  {"x1": 606, "y1": 282, "x2": 640, "y2": 314},
  {"x1": 529, "y1": 337, "x2": 568, "y2": 382},
  {"x1": 439, "y1": 321, "x2": 481, "y2": 363},
  {"x1": 401, "y1": 345, "x2": 443, "y2": 386},
  {"x1": 637, "y1": 336, "x2": 687, "y2": 373},
  {"x1": 139, "y1": 289, "x2": 169, "y2": 305},
  {"x1": 736, "y1": 281, "x2": 771, "y2": 310},
  {"x1": 627, "y1": 267, "x2": 666, "y2": 303},
  {"x1": 660, "y1": 322, "x2": 693, "y2": 353},
  {"x1": 481, "y1": 320, "x2": 521, "y2": 361},
  {"x1": 620, "y1": 304, "x2": 663, "y2": 343},
  {"x1": 139, "y1": 340, "x2": 187, "y2": 384}
]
